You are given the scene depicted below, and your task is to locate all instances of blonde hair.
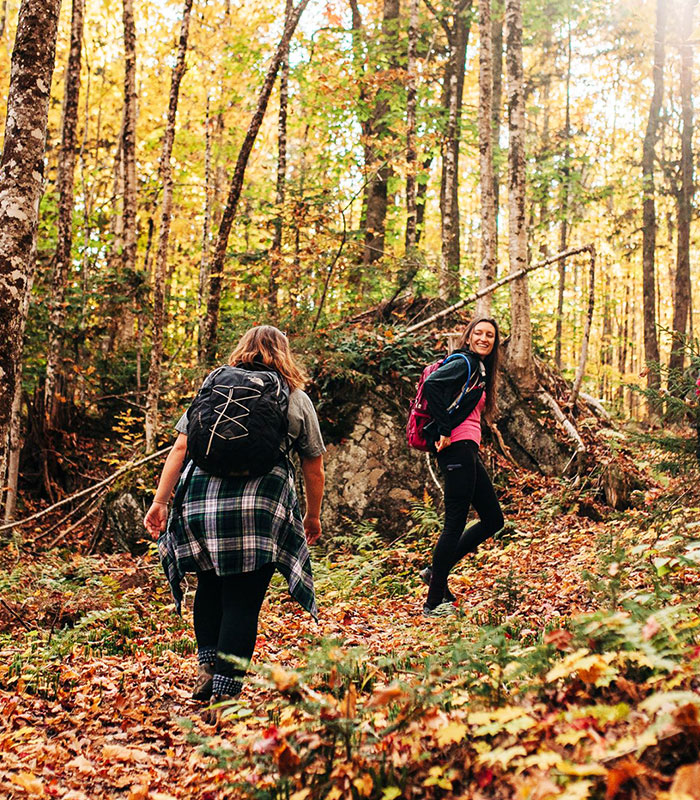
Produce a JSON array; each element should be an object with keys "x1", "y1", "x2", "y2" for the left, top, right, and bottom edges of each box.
[{"x1": 228, "y1": 325, "x2": 307, "y2": 391}]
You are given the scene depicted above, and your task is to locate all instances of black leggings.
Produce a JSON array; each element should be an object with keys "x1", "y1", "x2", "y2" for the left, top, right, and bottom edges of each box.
[
  {"x1": 427, "y1": 440, "x2": 504, "y2": 607},
  {"x1": 193, "y1": 563, "x2": 275, "y2": 678}
]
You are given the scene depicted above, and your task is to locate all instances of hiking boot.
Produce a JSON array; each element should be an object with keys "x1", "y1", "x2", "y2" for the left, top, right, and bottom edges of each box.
[
  {"x1": 192, "y1": 663, "x2": 214, "y2": 702},
  {"x1": 419, "y1": 567, "x2": 457, "y2": 604},
  {"x1": 422, "y1": 601, "x2": 458, "y2": 618}
]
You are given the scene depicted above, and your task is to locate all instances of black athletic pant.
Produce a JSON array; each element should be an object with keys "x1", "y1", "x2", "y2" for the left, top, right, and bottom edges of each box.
[
  {"x1": 426, "y1": 440, "x2": 504, "y2": 608},
  {"x1": 193, "y1": 563, "x2": 275, "y2": 678}
]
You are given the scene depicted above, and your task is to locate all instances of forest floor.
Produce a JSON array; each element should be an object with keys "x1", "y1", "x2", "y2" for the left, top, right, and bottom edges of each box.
[{"x1": 1, "y1": 439, "x2": 699, "y2": 800}]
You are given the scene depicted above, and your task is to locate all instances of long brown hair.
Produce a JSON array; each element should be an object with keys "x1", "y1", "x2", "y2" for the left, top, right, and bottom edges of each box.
[
  {"x1": 457, "y1": 317, "x2": 500, "y2": 422},
  {"x1": 228, "y1": 325, "x2": 307, "y2": 391}
]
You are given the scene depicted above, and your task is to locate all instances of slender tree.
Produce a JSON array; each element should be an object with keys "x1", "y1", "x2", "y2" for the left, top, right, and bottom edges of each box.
[
  {"x1": 554, "y1": 18, "x2": 571, "y2": 369},
  {"x1": 269, "y1": 0, "x2": 293, "y2": 317},
  {"x1": 122, "y1": 0, "x2": 137, "y2": 282},
  {"x1": 641, "y1": 0, "x2": 665, "y2": 401},
  {"x1": 198, "y1": 95, "x2": 213, "y2": 364},
  {"x1": 144, "y1": 0, "x2": 194, "y2": 453},
  {"x1": 44, "y1": 0, "x2": 85, "y2": 427},
  {"x1": 0, "y1": 0, "x2": 62, "y2": 478},
  {"x1": 505, "y1": 0, "x2": 537, "y2": 392},
  {"x1": 405, "y1": 0, "x2": 419, "y2": 253},
  {"x1": 476, "y1": 0, "x2": 496, "y2": 317},
  {"x1": 669, "y1": 0, "x2": 695, "y2": 380},
  {"x1": 204, "y1": 0, "x2": 311, "y2": 363},
  {"x1": 491, "y1": 0, "x2": 503, "y2": 254},
  {"x1": 432, "y1": 0, "x2": 472, "y2": 301},
  {"x1": 361, "y1": 0, "x2": 400, "y2": 269}
]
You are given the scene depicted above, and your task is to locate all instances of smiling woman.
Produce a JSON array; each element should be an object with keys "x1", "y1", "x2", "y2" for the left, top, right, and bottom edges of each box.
[{"x1": 419, "y1": 318, "x2": 506, "y2": 618}]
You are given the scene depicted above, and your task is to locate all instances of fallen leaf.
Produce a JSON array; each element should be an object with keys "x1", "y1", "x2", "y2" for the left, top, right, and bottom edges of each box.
[
  {"x1": 670, "y1": 763, "x2": 700, "y2": 799},
  {"x1": 434, "y1": 722, "x2": 467, "y2": 747},
  {"x1": 10, "y1": 772, "x2": 44, "y2": 796},
  {"x1": 606, "y1": 758, "x2": 646, "y2": 800}
]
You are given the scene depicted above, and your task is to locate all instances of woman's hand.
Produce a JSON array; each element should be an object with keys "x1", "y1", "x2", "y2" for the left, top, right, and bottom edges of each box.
[
  {"x1": 303, "y1": 514, "x2": 322, "y2": 545},
  {"x1": 435, "y1": 434, "x2": 452, "y2": 452},
  {"x1": 144, "y1": 502, "x2": 169, "y2": 538}
]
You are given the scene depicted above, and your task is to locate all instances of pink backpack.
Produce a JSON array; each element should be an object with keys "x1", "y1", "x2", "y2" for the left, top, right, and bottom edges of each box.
[{"x1": 406, "y1": 353, "x2": 471, "y2": 451}]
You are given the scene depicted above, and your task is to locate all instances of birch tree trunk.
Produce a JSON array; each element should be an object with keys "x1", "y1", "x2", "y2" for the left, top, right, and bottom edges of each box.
[
  {"x1": 404, "y1": 0, "x2": 418, "y2": 253},
  {"x1": 476, "y1": 0, "x2": 496, "y2": 318},
  {"x1": 491, "y1": 0, "x2": 503, "y2": 255},
  {"x1": 197, "y1": 94, "x2": 213, "y2": 364},
  {"x1": 144, "y1": 0, "x2": 194, "y2": 453},
  {"x1": 554, "y1": 20, "x2": 571, "y2": 370},
  {"x1": 204, "y1": 0, "x2": 311, "y2": 364},
  {"x1": 268, "y1": 0, "x2": 292, "y2": 318},
  {"x1": 44, "y1": 0, "x2": 84, "y2": 428},
  {"x1": 505, "y1": 0, "x2": 537, "y2": 393},
  {"x1": 439, "y1": 1, "x2": 471, "y2": 302},
  {"x1": 0, "y1": 0, "x2": 61, "y2": 476},
  {"x1": 669, "y1": 0, "x2": 695, "y2": 380},
  {"x1": 641, "y1": 0, "x2": 665, "y2": 401}
]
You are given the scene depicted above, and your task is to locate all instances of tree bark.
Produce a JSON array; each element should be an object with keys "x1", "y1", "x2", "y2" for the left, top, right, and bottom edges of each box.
[
  {"x1": 505, "y1": 0, "x2": 537, "y2": 393},
  {"x1": 405, "y1": 0, "x2": 419, "y2": 253},
  {"x1": 198, "y1": 94, "x2": 213, "y2": 365},
  {"x1": 121, "y1": 0, "x2": 137, "y2": 283},
  {"x1": 439, "y1": 0, "x2": 472, "y2": 302},
  {"x1": 641, "y1": 0, "x2": 665, "y2": 398},
  {"x1": 570, "y1": 246, "x2": 596, "y2": 407},
  {"x1": 554, "y1": 19, "x2": 571, "y2": 370},
  {"x1": 491, "y1": 0, "x2": 503, "y2": 258},
  {"x1": 204, "y1": 0, "x2": 311, "y2": 364},
  {"x1": 669, "y1": 0, "x2": 695, "y2": 381},
  {"x1": 361, "y1": 0, "x2": 400, "y2": 269},
  {"x1": 44, "y1": 0, "x2": 84, "y2": 428},
  {"x1": 144, "y1": 0, "x2": 194, "y2": 453},
  {"x1": 0, "y1": 0, "x2": 61, "y2": 474},
  {"x1": 268, "y1": 0, "x2": 292, "y2": 318},
  {"x1": 476, "y1": 0, "x2": 496, "y2": 318}
]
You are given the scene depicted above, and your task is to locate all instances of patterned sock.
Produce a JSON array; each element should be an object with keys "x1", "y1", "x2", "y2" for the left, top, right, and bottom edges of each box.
[
  {"x1": 198, "y1": 647, "x2": 217, "y2": 666},
  {"x1": 212, "y1": 673, "x2": 243, "y2": 697}
]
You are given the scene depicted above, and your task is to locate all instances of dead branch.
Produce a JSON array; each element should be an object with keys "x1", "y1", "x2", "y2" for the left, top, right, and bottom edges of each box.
[
  {"x1": 0, "y1": 446, "x2": 170, "y2": 533},
  {"x1": 45, "y1": 493, "x2": 106, "y2": 550},
  {"x1": 487, "y1": 421, "x2": 517, "y2": 464},
  {"x1": 539, "y1": 389, "x2": 586, "y2": 460},
  {"x1": 404, "y1": 244, "x2": 595, "y2": 335}
]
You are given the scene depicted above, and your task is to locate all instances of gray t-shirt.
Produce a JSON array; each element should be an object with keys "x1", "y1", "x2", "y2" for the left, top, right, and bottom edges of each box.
[{"x1": 174, "y1": 387, "x2": 325, "y2": 459}]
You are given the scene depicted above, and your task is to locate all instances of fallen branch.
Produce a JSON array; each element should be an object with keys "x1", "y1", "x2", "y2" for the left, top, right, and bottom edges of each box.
[
  {"x1": 539, "y1": 389, "x2": 586, "y2": 461},
  {"x1": 45, "y1": 493, "x2": 106, "y2": 550},
  {"x1": 30, "y1": 488, "x2": 106, "y2": 542},
  {"x1": 580, "y1": 391, "x2": 614, "y2": 424},
  {"x1": 0, "y1": 447, "x2": 170, "y2": 533},
  {"x1": 487, "y1": 421, "x2": 516, "y2": 464},
  {"x1": 404, "y1": 244, "x2": 595, "y2": 335},
  {"x1": 0, "y1": 597, "x2": 34, "y2": 631}
]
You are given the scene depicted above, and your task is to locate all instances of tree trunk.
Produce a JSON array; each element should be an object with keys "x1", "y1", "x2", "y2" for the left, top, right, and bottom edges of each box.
[
  {"x1": 641, "y1": 0, "x2": 665, "y2": 401},
  {"x1": 268, "y1": 0, "x2": 292, "y2": 318},
  {"x1": 121, "y1": 0, "x2": 137, "y2": 285},
  {"x1": 204, "y1": 0, "x2": 311, "y2": 364},
  {"x1": 198, "y1": 94, "x2": 213, "y2": 365},
  {"x1": 505, "y1": 0, "x2": 537, "y2": 393},
  {"x1": 491, "y1": 0, "x2": 503, "y2": 258},
  {"x1": 554, "y1": 19, "x2": 571, "y2": 370},
  {"x1": 0, "y1": 0, "x2": 61, "y2": 473},
  {"x1": 144, "y1": 0, "x2": 194, "y2": 454},
  {"x1": 361, "y1": 0, "x2": 400, "y2": 269},
  {"x1": 669, "y1": 0, "x2": 695, "y2": 381},
  {"x1": 44, "y1": 0, "x2": 84, "y2": 428},
  {"x1": 476, "y1": 0, "x2": 496, "y2": 318},
  {"x1": 405, "y1": 0, "x2": 419, "y2": 253},
  {"x1": 439, "y1": 0, "x2": 472, "y2": 302}
]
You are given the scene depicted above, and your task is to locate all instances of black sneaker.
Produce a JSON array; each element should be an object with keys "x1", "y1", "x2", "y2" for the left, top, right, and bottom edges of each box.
[
  {"x1": 422, "y1": 601, "x2": 458, "y2": 618},
  {"x1": 419, "y1": 567, "x2": 457, "y2": 604}
]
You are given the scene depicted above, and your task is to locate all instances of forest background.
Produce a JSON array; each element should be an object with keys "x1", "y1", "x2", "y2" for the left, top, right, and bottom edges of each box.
[{"x1": 1, "y1": 0, "x2": 700, "y2": 798}]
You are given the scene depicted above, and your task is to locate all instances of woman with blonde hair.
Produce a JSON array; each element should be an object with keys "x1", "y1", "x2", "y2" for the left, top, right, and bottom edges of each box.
[{"x1": 144, "y1": 326, "x2": 325, "y2": 711}]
